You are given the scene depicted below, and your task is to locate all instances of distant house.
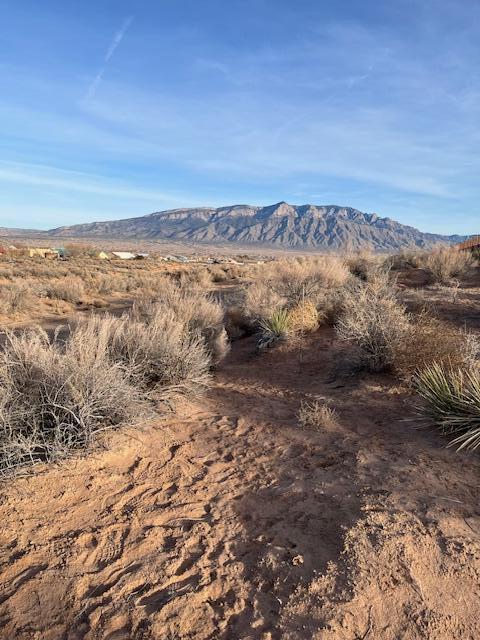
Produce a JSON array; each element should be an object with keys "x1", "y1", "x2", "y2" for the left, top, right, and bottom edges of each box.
[
  {"x1": 97, "y1": 251, "x2": 111, "y2": 260},
  {"x1": 167, "y1": 255, "x2": 189, "y2": 263},
  {"x1": 112, "y1": 251, "x2": 137, "y2": 260},
  {"x1": 29, "y1": 247, "x2": 59, "y2": 259},
  {"x1": 134, "y1": 253, "x2": 149, "y2": 259}
]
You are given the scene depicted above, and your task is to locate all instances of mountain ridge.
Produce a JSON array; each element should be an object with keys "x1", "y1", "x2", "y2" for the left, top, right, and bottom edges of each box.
[{"x1": 44, "y1": 202, "x2": 466, "y2": 251}]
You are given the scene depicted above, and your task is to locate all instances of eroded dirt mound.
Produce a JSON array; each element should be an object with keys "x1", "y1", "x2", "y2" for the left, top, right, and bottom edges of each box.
[{"x1": 1, "y1": 332, "x2": 480, "y2": 639}]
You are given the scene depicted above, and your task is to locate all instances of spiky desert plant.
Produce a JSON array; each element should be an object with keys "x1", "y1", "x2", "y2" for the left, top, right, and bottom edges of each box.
[
  {"x1": 257, "y1": 309, "x2": 291, "y2": 349},
  {"x1": 413, "y1": 363, "x2": 480, "y2": 450}
]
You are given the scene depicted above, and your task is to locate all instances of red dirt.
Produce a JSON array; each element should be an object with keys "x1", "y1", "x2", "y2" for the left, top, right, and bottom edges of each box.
[{"x1": 1, "y1": 331, "x2": 480, "y2": 639}]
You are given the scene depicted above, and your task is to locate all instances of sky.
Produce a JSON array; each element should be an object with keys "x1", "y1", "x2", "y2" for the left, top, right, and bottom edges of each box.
[{"x1": 1, "y1": 0, "x2": 479, "y2": 234}]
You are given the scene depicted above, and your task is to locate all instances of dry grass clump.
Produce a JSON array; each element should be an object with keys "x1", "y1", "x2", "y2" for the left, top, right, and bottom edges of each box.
[
  {"x1": 0, "y1": 327, "x2": 142, "y2": 473},
  {"x1": 45, "y1": 276, "x2": 85, "y2": 303},
  {"x1": 286, "y1": 300, "x2": 320, "y2": 333},
  {"x1": 298, "y1": 398, "x2": 339, "y2": 430},
  {"x1": 394, "y1": 314, "x2": 480, "y2": 379},
  {"x1": 413, "y1": 363, "x2": 480, "y2": 451},
  {"x1": 257, "y1": 301, "x2": 320, "y2": 349},
  {"x1": 421, "y1": 247, "x2": 475, "y2": 285},
  {"x1": 335, "y1": 274, "x2": 410, "y2": 372}
]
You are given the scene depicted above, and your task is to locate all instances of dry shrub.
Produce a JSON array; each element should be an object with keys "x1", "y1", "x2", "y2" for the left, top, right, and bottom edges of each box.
[
  {"x1": 77, "y1": 314, "x2": 212, "y2": 399},
  {"x1": 244, "y1": 280, "x2": 287, "y2": 321},
  {"x1": 298, "y1": 399, "x2": 339, "y2": 430},
  {"x1": 133, "y1": 280, "x2": 229, "y2": 364},
  {"x1": 178, "y1": 268, "x2": 212, "y2": 288},
  {"x1": 0, "y1": 279, "x2": 227, "y2": 473},
  {"x1": 45, "y1": 276, "x2": 85, "y2": 303},
  {"x1": 224, "y1": 306, "x2": 255, "y2": 339},
  {"x1": 209, "y1": 266, "x2": 230, "y2": 283},
  {"x1": 321, "y1": 288, "x2": 349, "y2": 326},
  {"x1": 208, "y1": 265, "x2": 244, "y2": 283},
  {"x1": 347, "y1": 251, "x2": 387, "y2": 281},
  {"x1": 92, "y1": 273, "x2": 123, "y2": 295},
  {"x1": 243, "y1": 255, "x2": 349, "y2": 323},
  {"x1": 270, "y1": 256, "x2": 349, "y2": 304},
  {"x1": 336, "y1": 274, "x2": 409, "y2": 372},
  {"x1": 422, "y1": 247, "x2": 474, "y2": 284},
  {"x1": 387, "y1": 249, "x2": 426, "y2": 270},
  {"x1": 223, "y1": 265, "x2": 244, "y2": 280},
  {"x1": 0, "y1": 327, "x2": 142, "y2": 473},
  {"x1": 394, "y1": 315, "x2": 480, "y2": 379},
  {"x1": 0, "y1": 283, "x2": 33, "y2": 314}
]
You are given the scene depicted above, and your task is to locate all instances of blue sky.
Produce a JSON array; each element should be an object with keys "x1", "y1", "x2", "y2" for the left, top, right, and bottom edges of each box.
[{"x1": 1, "y1": 0, "x2": 479, "y2": 233}]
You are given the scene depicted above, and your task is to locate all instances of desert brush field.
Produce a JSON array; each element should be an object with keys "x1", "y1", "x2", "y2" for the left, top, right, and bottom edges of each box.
[{"x1": 1, "y1": 245, "x2": 480, "y2": 639}]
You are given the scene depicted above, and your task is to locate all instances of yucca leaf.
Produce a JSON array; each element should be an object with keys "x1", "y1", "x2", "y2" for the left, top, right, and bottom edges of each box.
[{"x1": 413, "y1": 362, "x2": 480, "y2": 451}]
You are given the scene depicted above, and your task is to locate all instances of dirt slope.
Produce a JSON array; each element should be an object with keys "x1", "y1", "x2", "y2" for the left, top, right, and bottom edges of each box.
[{"x1": 1, "y1": 331, "x2": 480, "y2": 639}]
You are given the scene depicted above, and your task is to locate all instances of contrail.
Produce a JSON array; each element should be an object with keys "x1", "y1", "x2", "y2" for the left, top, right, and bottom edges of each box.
[
  {"x1": 105, "y1": 15, "x2": 134, "y2": 62},
  {"x1": 84, "y1": 15, "x2": 134, "y2": 101}
]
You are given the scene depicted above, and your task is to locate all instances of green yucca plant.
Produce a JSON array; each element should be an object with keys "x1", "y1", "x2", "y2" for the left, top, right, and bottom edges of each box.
[
  {"x1": 257, "y1": 309, "x2": 291, "y2": 350},
  {"x1": 413, "y1": 363, "x2": 480, "y2": 451}
]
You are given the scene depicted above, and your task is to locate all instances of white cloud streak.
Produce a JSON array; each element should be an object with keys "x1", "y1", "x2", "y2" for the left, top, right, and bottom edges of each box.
[
  {"x1": 84, "y1": 16, "x2": 133, "y2": 101},
  {"x1": 105, "y1": 16, "x2": 134, "y2": 62}
]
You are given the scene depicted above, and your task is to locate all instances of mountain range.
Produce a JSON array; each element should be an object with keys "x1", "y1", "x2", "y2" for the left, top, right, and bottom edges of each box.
[{"x1": 21, "y1": 202, "x2": 467, "y2": 251}]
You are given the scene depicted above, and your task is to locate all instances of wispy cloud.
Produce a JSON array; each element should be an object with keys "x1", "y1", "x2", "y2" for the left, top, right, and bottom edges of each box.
[
  {"x1": 0, "y1": 161, "x2": 195, "y2": 205},
  {"x1": 84, "y1": 16, "x2": 133, "y2": 101},
  {"x1": 3, "y1": 1, "x2": 480, "y2": 233}
]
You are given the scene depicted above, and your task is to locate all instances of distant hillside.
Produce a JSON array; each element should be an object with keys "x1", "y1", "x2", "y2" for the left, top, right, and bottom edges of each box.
[
  {"x1": 47, "y1": 202, "x2": 465, "y2": 251},
  {"x1": 0, "y1": 227, "x2": 42, "y2": 238}
]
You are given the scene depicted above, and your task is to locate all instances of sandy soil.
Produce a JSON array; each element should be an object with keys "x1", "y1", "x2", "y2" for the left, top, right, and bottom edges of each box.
[
  {"x1": 1, "y1": 328, "x2": 480, "y2": 639},
  {"x1": 397, "y1": 267, "x2": 480, "y2": 331}
]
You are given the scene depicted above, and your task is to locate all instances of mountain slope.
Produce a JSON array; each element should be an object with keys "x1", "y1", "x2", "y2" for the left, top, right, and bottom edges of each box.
[{"x1": 48, "y1": 202, "x2": 463, "y2": 251}]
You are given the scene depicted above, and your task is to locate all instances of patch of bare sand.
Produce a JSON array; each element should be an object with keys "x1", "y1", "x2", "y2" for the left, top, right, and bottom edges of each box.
[{"x1": 1, "y1": 331, "x2": 480, "y2": 639}]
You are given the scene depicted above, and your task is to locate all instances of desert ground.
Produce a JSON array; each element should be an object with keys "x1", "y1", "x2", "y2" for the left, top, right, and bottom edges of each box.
[{"x1": 1, "y1": 245, "x2": 480, "y2": 639}]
